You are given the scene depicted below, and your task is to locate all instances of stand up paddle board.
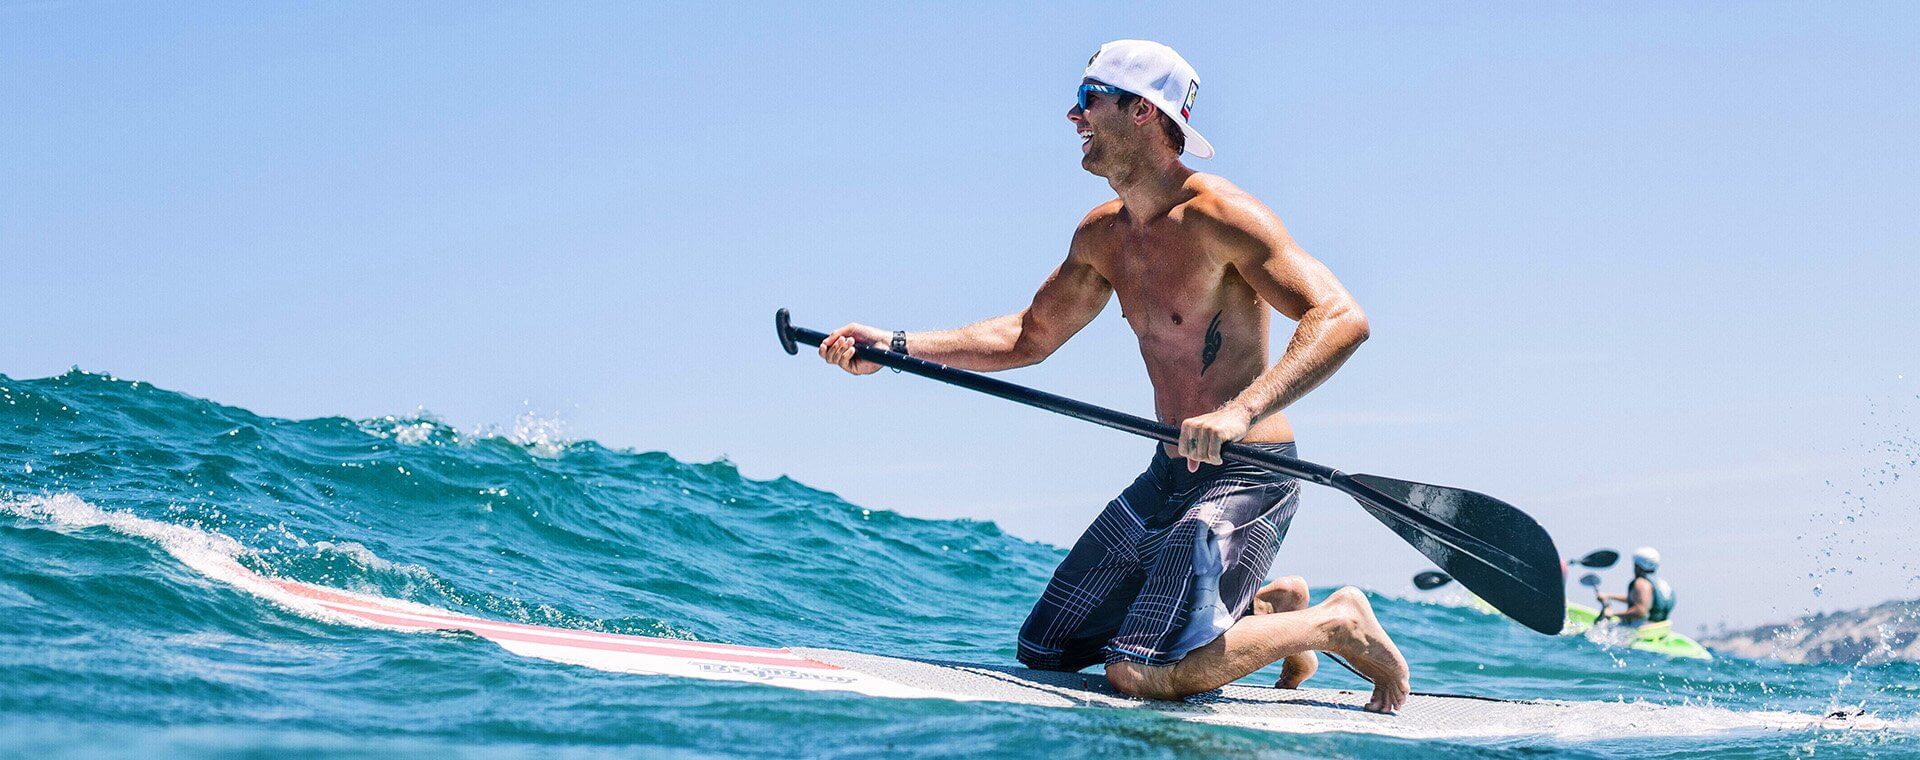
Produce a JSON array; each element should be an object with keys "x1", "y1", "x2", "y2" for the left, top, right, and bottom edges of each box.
[{"x1": 220, "y1": 560, "x2": 1876, "y2": 740}]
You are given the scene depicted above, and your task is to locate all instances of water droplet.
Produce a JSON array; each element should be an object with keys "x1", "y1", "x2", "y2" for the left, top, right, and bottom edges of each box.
[{"x1": 1813, "y1": 585, "x2": 1825, "y2": 597}]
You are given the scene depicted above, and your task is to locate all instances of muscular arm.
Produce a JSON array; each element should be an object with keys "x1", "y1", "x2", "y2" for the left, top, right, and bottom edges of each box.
[
  {"x1": 819, "y1": 225, "x2": 1112, "y2": 374},
  {"x1": 1201, "y1": 194, "x2": 1370, "y2": 424},
  {"x1": 904, "y1": 253, "x2": 1111, "y2": 371}
]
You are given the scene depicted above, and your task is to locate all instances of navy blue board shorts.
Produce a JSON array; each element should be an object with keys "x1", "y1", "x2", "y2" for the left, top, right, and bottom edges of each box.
[{"x1": 1017, "y1": 442, "x2": 1301, "y2": 671}]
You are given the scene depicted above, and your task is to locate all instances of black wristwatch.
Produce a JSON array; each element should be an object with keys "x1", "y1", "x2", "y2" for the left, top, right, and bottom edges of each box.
[{"x1": 890, "y1": 330, "x2": 907, "y2": 372}]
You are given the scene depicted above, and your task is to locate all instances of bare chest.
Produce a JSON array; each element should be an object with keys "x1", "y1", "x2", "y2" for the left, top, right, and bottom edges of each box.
[{"x1": 1095, "y1": 229, "x2": 1236, "y2": 345}]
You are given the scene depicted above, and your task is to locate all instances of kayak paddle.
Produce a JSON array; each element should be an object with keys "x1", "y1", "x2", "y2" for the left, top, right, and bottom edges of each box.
[
  {"x1": 1412, "y1": 570, "x2": 1454, "y2": 591},
  {"x1": 1579, "y1": 572, "x2": 1609, "y2": 615},
  {"x1": 776, "y1": 309, "x2": 1568, "y2": 635},
  {"x1": 1412, "y1": 548, "x2": 1616, "y2": 592},
  {"x1": 1575, "y1": 549, "x2": 1619, "y2": 569}
]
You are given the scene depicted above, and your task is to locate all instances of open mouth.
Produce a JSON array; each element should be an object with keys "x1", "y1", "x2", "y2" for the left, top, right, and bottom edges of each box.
[{"x1": 1079, "y1": 129, "x2": 1093, "y2": 152}]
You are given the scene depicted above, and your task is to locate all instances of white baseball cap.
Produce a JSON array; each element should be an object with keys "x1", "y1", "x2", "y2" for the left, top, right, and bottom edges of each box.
[{"x1": 1084, "y1": 40, "x2": 1214, "y2": 159}]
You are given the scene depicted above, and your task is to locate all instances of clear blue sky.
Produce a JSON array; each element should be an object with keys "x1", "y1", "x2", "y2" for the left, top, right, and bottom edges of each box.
[{"x1": 6, "y1": 2, "x2": 1917, "y2": 628}]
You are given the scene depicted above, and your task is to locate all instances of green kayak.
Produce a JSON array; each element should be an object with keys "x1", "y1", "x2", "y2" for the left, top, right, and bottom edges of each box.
[
  {"x1": 1563, "y1": 603, "x2": 1713, "y2": 661},
  {"x1": 1456, "y1": 596, "x2": 1713, "y2": 660}
]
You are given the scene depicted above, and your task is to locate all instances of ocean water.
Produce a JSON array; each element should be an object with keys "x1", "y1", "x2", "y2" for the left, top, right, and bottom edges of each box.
[{"x1": 1, "y1": 370, "x2": 1913, "y2": 758}]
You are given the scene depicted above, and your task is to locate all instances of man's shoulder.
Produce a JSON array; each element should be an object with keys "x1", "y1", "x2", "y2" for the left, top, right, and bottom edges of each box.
[
  {"x1": 1180, "y1": 174, "x2": 1286, "y2": 252},
  {"x1": 1070, "y1": 200, "x2": 1126, "y2": 243},
  {"x1": 1182, "y1": 173, "x2": 1275, "y2": 228},
  {"x1": 1076, "y1": 199, "x2": 1125, "y2": 228}
]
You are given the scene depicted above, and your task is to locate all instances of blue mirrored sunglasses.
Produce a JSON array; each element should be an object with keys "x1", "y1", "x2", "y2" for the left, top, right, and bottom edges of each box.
[{"x1": 1077, "y1": 82, "x2": 1127, "y2": 111}]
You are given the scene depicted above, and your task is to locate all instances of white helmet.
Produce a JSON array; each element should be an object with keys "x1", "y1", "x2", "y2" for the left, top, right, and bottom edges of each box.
[{"x1": 1632, "y1": 547, "x2": 1661, "y2": 573}]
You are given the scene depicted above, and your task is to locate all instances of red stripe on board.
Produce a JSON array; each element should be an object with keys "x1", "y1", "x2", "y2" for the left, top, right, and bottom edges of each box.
[
  {"x1": 254, "y1": 573, "x2": 837, "y2": 671},
  {"x1": 306, "y1": 599, "x2": 840, "y2": 670},
  {"x1": 264, "y1": 576, "x2": 800, "y2": 657}
]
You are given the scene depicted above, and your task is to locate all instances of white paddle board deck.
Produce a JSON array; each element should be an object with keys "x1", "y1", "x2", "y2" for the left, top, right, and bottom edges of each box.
[{"x1": 209, "y1": 563, "x2": 1881, "y2": 740}]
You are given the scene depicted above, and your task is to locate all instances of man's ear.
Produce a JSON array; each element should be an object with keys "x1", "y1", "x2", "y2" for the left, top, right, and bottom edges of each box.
[{"x1": 1132, "y1": 100, "x2": 1160, "y2": 126}]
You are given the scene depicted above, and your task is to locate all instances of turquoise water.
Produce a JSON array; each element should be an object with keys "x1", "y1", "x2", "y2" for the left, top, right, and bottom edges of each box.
[{"x1": 1, "y1": 370, "x2": 1913, "y2": 758}]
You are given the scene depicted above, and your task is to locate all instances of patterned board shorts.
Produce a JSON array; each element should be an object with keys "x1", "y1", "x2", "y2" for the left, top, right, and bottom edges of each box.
[{"x1": 1016, "y1": 442, "x2": 1301, "y2": 671}]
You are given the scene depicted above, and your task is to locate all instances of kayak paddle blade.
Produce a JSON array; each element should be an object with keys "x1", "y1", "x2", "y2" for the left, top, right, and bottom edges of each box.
[
  {"x1": 1412, "y1": 570, "x2": 1454, "y2": 591},
  {"x1": 1575, "y1": 549, "x2": 1619, "y2": 569},
  {"x1": 1579, "y1": 572, "x2": 1602, "y2": 588},
  {"x1": 1340, "y1": 473, "x2": 1566, "y2": 635}
]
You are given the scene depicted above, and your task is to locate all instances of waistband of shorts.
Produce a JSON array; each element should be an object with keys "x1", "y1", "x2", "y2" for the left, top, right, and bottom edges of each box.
[
  {"x1": 1152, "y1": 440, "x2": 1298, "y2": 458},
  {"x1": 1150, "y1": 440, "x2": 1299, "y2": 481}
]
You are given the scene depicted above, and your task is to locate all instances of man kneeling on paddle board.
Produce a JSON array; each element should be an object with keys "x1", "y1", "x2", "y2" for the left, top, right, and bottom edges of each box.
[{"x1": 817, "y1": 40, "x2": 1410, "y2": 713}]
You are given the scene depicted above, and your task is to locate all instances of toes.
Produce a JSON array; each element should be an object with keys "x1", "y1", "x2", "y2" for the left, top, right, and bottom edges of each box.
[{"x1": 1365, "y1": 690, "x2": 1404, "y2": 715}]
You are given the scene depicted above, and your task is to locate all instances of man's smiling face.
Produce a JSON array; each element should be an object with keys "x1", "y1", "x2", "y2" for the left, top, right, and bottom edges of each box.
[{"x1": 1068, "y1": 78, "x2": 1138, "y2": 176}]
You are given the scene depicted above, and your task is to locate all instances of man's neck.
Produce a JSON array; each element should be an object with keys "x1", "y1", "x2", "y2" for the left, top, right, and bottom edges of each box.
[{"x1": 1106, "y1": 155, "x2": 1195, "y2": 223}]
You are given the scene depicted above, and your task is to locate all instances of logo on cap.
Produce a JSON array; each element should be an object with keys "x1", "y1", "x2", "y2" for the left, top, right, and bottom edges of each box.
[{"x1": 1181, "y1": 80, "x2": 1198, "y2": 120}]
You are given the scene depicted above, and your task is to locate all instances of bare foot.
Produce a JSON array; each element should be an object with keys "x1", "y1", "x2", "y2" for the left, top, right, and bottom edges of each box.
[
  {"x1": 1321, "y1": 586, "x2": 1411, "y2": 714},
  {"x1": 1277, "y1": 649, "x2": 1318, "y2": 689},
  {"x1": 1254, "y1": 576, "x2": 1318, "y2": 689}
]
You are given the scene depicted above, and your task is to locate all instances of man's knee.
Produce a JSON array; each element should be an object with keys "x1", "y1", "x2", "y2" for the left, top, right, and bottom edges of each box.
[
  {"x1": 1104, "y1": 661, "x2": 1178, "y2": 700},
  {"x1": 1104, "y1": 661, "x2": 1150, "y2": 698},
  {"x1": 1016, "y1": 644, "x2": 1058, "y2": 671},
  {"x1": 1257, "y1": 575, "x2": 1310, "y2": 613},
  {"x1": 1015, "y1": 636, "x2": 1054, "y2": 670},
  {"x1": 1016, "y1": 634, "x2": 1092, "y2": 672}
]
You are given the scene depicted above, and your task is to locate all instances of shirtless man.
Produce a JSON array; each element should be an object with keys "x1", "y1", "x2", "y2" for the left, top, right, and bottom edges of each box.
[{"x1": 817, "y1": 40, "x2": 1410, "y2": 713}]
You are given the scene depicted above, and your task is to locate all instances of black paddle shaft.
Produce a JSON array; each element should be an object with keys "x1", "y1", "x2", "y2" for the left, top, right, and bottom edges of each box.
[
  {"x1": 775, "y1": 309, "x2": 1567, "y2": 634},
  {"x1": 777, "y1": 310, "x2": 1339, "y2": 484}
]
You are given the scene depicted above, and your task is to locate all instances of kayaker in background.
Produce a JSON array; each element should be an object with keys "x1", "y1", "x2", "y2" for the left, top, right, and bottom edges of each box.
[{"x1": 1596, "y1": 547, "x2": 1675, "y2": 625}]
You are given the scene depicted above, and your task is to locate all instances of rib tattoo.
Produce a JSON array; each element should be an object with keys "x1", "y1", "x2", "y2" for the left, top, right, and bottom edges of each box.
[{"x1": 1201, "y1": 311, "x2": 1222, "y2": 375}]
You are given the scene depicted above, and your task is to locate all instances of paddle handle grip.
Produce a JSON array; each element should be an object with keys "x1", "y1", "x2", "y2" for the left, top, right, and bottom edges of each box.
[{"x1": 776, "y1": 309, "x2": 1340, "y2": 485}]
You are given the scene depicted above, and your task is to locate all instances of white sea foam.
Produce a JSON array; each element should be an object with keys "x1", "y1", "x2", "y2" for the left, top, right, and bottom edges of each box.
[
  {"x1": 391, "y1": 423, "x2": 437, "y2": 446},
  {"x1": 310, "y1": 540, "x2": 433, "y2": 582},
  {"x1": 356, "y1": 413, "x2": 448, "y2": 446},
  {"x1": 0, "y1": 493, "x2": 434, "y2": 633},
  {"x1": 507, "y1": 411, "x2": 569, "y2": 458}
]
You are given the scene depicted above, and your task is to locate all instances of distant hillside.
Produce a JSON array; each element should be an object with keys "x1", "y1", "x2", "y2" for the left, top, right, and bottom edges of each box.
[{"x1": 1703, "y1": 599, "x2": 1920, "y2": 664}]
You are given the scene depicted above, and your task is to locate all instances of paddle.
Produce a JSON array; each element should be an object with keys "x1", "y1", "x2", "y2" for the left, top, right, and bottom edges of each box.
[
  {"x1": 1579, "y1": 572, "x2": 1608, "y2": 616},
  {"x1": 1412, "y1": 548, "x2": 1617, "y2": 591},
  {"x1": 1412, "y1": 570, "x2": 1453, "y2": 591},
  {"x1": 776, "y1": 308, "x2": 1568, "y2": 635}
]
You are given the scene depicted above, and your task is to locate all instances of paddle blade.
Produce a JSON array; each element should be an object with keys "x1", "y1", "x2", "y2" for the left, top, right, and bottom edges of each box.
[
  {"x1": 1579, "y1": 572, "x2": 1602, "y2": 588},
  {"x1": 1575, "y1": 549, "x2": 1619, "y2": 568},
  {"x1": 1412, "y1": 570, "x2": 1454, "y2": 591},
  {"x1": 1341, "y1": 473, "x2": 1567, "y2": 634}
]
